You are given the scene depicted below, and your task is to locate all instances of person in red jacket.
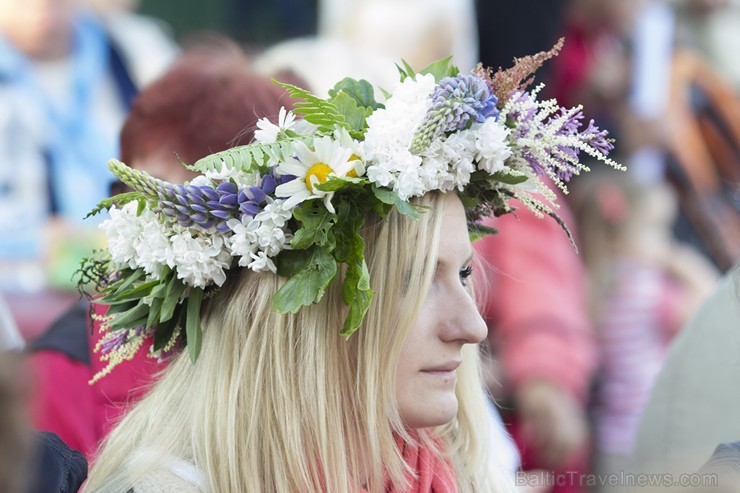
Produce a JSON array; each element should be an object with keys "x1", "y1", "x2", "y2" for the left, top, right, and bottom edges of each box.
[
  {"x1": 26, "y1": 42, "x2": 296, "y2": 459},
  {"x1": 475, "y1": 197, "x2": 596, "y2": 493}
]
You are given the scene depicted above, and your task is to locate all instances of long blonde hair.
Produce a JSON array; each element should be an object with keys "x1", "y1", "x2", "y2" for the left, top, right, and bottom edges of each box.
[{"x1": 84, "y1": 193, "x2": 511, "y2": 493}]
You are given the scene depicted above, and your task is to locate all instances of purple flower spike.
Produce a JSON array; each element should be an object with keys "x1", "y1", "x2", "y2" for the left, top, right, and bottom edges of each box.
[
  {"x1": 241, "y1": 202, "x2": 261, "y2": 216},
  {"x1": 249, "y1": 186, "x2": 267, "y2": 203},
  {"x1": 217, "y1": 182, "x2": 238, "y2": 195},
  {"x1": 261, "y1": 174, "x2": 277, "y2": 194}
]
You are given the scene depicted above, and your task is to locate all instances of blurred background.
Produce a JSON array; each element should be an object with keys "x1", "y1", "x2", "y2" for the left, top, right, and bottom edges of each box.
[{"x1": 0, "y1": 0, "x2": 738, "y2": 491}]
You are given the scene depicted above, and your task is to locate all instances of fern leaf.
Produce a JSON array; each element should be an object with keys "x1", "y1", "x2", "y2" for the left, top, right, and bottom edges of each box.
[
  {"x1": 273, "y1": 80, "x2": 347, "y2": 134},
  {"x1": 190, "y1": 140, "x2": 303, "y2": 174}
]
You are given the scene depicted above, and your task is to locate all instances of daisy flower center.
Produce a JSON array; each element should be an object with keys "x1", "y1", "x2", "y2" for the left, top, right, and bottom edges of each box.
[
  {"x1": 305, "y1": 163, "x2": 333, "y2": 191},
  {"x1": 347, "y1": 154, "x2": 361, "y2": 178}
]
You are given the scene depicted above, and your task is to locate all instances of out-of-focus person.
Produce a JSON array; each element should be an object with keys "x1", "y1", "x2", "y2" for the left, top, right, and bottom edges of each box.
[
  {"x1": 665, "y1": 0, "x2": 740, "y2": 91},
  {"x1": 0, "y1": 0, "x2": 176, "y2": 341},
  {"x1": 0, "y1": 352, "x2": 32, "y2": 493},
  {"x1": 26, "y1": 42, "x2": 296, "y2": 460},
  {"x1": 255, "y1": 0, "x2": 478, "y2": 97},
  {"x1": 475, "y1": 195, "x2": 596, "y2": 493},
  {"x1": 569, "y1": 171, "x2": 718, "y2": 479},
  {"x1": 1, "y1": 351, "x2": 89, "y2": 493},
  {"x1": 628, "y1": 266, "x2": 740, "y2": 477}
]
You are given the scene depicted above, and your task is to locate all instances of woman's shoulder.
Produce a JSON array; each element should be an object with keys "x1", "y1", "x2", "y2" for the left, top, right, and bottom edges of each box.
[{"x1": 129, "y1": 457, "x2": 207, "y2": 493}]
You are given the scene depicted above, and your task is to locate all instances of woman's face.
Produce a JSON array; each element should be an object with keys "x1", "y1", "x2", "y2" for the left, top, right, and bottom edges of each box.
[{"x1": 395, "y1": 194, "x2": 487, "y2": 429}]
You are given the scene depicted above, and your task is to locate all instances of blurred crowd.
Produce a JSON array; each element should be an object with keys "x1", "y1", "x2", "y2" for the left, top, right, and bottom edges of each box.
[{"x1": 0, "y1": 0, "x2": 738, "y2": 491}]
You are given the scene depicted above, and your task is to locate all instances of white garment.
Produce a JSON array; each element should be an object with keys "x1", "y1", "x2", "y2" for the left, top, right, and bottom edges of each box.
[
  {"x1": 132, "y1": 457, "x2": 207, "y2": 493},
  {"x1": 629, "y1": 268, "x2": 740, "y2": 475}
]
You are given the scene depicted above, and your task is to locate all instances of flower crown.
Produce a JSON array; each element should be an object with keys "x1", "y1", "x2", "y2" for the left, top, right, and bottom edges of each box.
[{"x1": 79, "y1": 40, "x2": 621, "y2": 379}]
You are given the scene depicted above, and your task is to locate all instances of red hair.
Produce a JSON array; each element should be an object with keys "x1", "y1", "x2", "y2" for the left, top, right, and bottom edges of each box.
[{"x1": 120, "y1": 43, "x2": 296, "y2": 170}]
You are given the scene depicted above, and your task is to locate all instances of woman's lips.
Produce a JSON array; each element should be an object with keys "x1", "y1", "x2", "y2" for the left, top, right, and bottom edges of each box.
[{"x1": 421, "y1": 361, "x2": 461, "y2": 375}]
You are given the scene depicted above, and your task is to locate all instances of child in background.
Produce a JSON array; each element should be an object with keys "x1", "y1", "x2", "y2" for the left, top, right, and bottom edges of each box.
[{"x1": 568, "y1": 172, "x2": 718, "y2": 476}]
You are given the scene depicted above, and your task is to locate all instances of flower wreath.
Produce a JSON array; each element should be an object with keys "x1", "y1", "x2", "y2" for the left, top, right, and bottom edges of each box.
[{"x1": 78, "y1": 40, "x2": 622, "y2": 379}]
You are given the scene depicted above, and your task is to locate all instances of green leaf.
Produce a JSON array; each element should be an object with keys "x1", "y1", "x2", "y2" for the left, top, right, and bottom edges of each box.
[
  {"x1": 491, "y1": 172, "x2": 528, "y2": 185},
  {"x1": 85, "y1": 191, "x2": 143, "y2": 219},
  {"x1": 468, "y1": 223, "x2": 498, "y2": 243},
  {"x1": 291, "y1": 201, "x2": 337, "y2": 250},
  {"x1": 109, "y1": 301, "x2": 150, "y2": 330},
  {"x1": 190, "y1": 139, "x2": 304, "y2": 174},
  {"x1": 333, "y1": 200, "x2": 364, "y2": 264},
  {"x1": 185, "y1": 288, "x2": 204, "y2": 364},
  {"x1": 328, "y1": 78, "x2": 384, "y2": 111},
  {"x1": 332, "y1": 200, "x2": 374, "y2": 337},
  {"x1": 418, "y1": 56, "x2": 460, "y2": 82},
  {"x1": 153, "y1": 304, "x2": 181, "y2": 351},
  {"x1": 329, "y1": 92, "x2": 372, "y2": 138},
  {"x1": 341, "y1": 279, "x2": 373, "y2": 338},
  {"x1": 103, "y1": 300, "x2": 138, "y2": 315},
  {"x1": 105, "y1": 279, "x2": 163, "y2": 302},
  {"x1": 396, "y1": 60, "x2": 416, "y2": 81},
  {"x1": 159, "y1": 273, "x2": 186, "y2": 323},
  {"x1": 314, "y1": 176, "x2": 366, "y2": 193},
  {"x1": 144, "y1": 284, "x2": 166, "y2": 330},
  {"x1": 275, "y1": 249, "x2": 311, "y2": 278},
  {"x1": 273, "y1": 79, "x2": 347, "y2": 134},
  {"x1": 273, "y1": 246, "x2": 338, "y2": 314},
  {"x1": 458, "y1": 193, "x2": 481, "y2": 209},
  {"x1": 96, "y1": 269, "x2": 143, "y2": 302},
  {"x1": 371, "y1": 186, "x2": 420, "y2": 220}
]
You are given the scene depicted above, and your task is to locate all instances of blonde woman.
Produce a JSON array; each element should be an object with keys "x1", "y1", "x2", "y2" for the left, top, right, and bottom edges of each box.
[{"x1": 80, "y1": 46, "x2": 618, "y2": 492}]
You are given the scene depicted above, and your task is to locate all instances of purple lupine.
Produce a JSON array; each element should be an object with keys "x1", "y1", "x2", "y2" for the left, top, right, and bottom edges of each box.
[
  {"x1": 411, "y1": 74, "x2": 499, "y2": 154},
  {"x1": 158, "y1": 182, "x2": 239, "y2": 233}
]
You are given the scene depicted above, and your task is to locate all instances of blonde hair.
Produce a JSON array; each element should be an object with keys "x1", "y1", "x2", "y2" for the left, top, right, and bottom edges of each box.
[{"x1": 84, "y1": 193, "x2": 512, "y2": 493}]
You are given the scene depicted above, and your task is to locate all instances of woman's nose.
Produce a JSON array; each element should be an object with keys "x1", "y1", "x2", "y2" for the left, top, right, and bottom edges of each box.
[{"x1": 440, "y1": 286, "x2": 488, "y2": 344}]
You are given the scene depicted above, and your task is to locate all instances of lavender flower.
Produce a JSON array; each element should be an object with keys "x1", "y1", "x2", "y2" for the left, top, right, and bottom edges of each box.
[
  {"x1": 411, "y1": 74, "x2": 498, "y2": 154},
  {"x1": 503, "y1": 90, "x2": 616, "y2": 183},
  {"x1": 100, "y1": 325, "x2": 149, "y2": 355}
]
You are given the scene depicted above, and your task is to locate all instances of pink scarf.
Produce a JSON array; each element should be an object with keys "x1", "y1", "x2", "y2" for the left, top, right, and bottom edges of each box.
[{"x1": 387, "y1": 435, "x2": 459, "y2": 493}]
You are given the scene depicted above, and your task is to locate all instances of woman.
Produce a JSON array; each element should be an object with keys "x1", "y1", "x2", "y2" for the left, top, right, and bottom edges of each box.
[
  {"x1": 85, "y1": 192, "x2": 504, "y2": 492},
  {"x1": 81, "y1": 44, "x2": 618, "y2": 492}
]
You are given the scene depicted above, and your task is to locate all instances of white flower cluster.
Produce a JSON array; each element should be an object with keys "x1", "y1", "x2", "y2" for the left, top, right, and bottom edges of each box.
[
  {"x1": 362, "y1": 74, "x2": 513, "y2": 200},
  {"x1": 101, "y1": 202, "x2": 243, "y2": 289},
  {"x1": 100, "y1": 194, "x2": 292, "y2": 288},
  {"x1": 226, "y1": 198, "x2": 293, "y2": 273}
]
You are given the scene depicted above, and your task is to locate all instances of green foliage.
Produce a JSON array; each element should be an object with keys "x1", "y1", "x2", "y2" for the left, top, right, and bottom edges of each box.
[
  {"x1": 273, "y1": 80, "x2": 347, "y2": 134},
  {"x1": 333, "y1": 200, "x2": 373, "y2": 337},
  {"x1": 190, "y1": 139, "x2": 303, "y2": 174},
  {"x1": 371, "y1": 186, "x2": 420, "y2": 220},
  {"x1": 396, "y1": 57, "x2": 459, "y2": 83},
  {"x1": 329, "y1": 92, "x2": 373, "y2": 140},
  {"x1": 329, "y1": 78, "x2": 383, "y2": 110},
  {"x1": 418, "y1": 56, "x2": 460, "y2": 82},
  {"x1": 85, "y1": 192, "x2": 144, "y2": 219},
  {"x1": 291, "y1": 201, "x2": 337, "y2": 250},
  {"x1": 272, "y1": 246, "x2": 338, "y2": 314},
  {"x1": 491, "y1": 171, "x2": 528, "y2": 185},
  {"x1": 396, "y1": 60, "x2": 416, "y2": 81},
  {"x1": 468, "y1": 223, "x2": 498, "y2": 242},
  {"x1": 185, "y1": 288, "x2": 204, "y2": 363}
]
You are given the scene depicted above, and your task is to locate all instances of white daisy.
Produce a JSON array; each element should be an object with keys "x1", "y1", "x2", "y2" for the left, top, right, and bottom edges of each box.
[
  {"x1": 254, "y1": 107, "x2": 297, "y2": 143},
  {"x1": 333, "y1": 127, "x2": 365, "y2": 178},
  {"x1": 275, "y1": 136, "x2": 354, "y2": 213}
]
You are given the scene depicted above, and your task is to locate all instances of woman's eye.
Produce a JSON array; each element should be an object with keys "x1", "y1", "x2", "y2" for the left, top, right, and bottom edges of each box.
[{"x1": 459, "y1": 265, "x2": 473, "y2": 286}]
